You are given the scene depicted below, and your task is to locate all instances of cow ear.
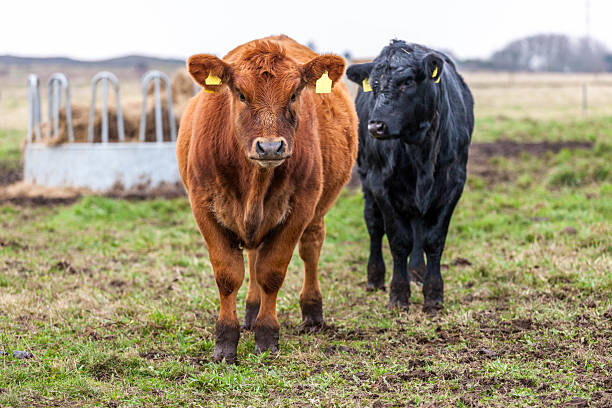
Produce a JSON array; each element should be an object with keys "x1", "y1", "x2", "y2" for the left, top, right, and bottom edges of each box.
[
  {"x1": 300, "y1": 54, "x2": 345, "y2": 89},
  {"x1": 346, "y1": 62, "x2": 374, "y2": 85},
  {"x1": 187, "y1": 54, "x2": 233, "y2": 93},
  {"x1": 422, "y1": 53, "x2": 444, "y2": 83}
]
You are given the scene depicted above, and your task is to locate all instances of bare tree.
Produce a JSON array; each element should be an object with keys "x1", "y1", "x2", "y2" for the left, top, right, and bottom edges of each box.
[{"x1": 490, "y1": 34, "x2": 609, "y2": 72}]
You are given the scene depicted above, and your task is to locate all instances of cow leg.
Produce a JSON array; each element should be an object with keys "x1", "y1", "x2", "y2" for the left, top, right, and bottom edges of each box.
[
  {"x1": 377, "y1": 200, "x2": 412, "y2": 310},
  {"x1": 364, "y1": 189, "x2": 386, "y2": 291},
  {"x1": 422, "y1": 190, "x2": 463, "y2": 314},
  {"x1": 423, "y1": 245, "x2": 444, "y2": 315},
  {"x1": 243, "y1": 249, "x2": 260, "y2": 331},
  {"x1": 298, "y1": 218, "x2": 325, "y2": 330},
  {"x1": 190, "y1": 203, "x2": 244, "y2": 364},
  {"x1": 388, "y1": 244, "x2": 410, "y2": 310},
  {"x1": 408, "y1": 220, "x2": 425, "y2": 284},
  {"x1": 253, "y1": 211, "x2": 310, "y2": 354},
  {"x1": 210, "y1": 249, "x2": 244, "y2": 364}
]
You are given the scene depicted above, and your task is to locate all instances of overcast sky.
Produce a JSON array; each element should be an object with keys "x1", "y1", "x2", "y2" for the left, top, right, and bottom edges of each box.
[{"x1": 2, "y1": 0, "x2": 610, "y2": 60}]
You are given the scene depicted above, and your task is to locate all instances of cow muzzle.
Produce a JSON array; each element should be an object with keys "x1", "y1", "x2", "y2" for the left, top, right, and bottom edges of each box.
[
  {"x1": 368, "y1": 120, "x2": 389, "y2": 139},
  {"x1": 249, "y1": 137, "x2": 290, "y2": 168}
]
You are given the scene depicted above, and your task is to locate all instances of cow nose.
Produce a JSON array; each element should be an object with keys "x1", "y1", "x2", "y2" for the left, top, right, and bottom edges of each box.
[
  {"x1": 368, "y1": 120, "x2": 387, "y2": 136},
  {"x1": 255, "y1": 140, "x2": 285, "y2": 158}
]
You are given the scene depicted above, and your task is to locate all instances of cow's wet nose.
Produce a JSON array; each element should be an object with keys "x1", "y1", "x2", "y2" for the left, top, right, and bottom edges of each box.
[
  {"x1": 368, "y1": 120, "x2": 387, "y2": 137},
  {"x1": 255, "y1": 139, "x2": 286, "y2": 158}
]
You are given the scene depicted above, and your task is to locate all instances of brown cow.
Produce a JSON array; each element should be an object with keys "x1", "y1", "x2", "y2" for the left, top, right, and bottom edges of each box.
[{"x1": 177, "y1": 35, "x2": 358, "y2": 362}]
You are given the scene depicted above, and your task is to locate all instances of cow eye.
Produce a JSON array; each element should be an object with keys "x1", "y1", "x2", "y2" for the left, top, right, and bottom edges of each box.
[
  {"x1": 403, "y1": 78, "x2": 415, "y2": 87},
  {"x1": 290, "y1": 93, "x2": 296, "y2": 102},
  {"x1": 238, "y1": 92, "x2": 246, "y2": 102}
]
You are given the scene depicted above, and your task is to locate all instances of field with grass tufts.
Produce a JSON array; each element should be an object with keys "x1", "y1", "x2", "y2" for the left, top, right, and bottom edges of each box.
[{"x1": 1, "y1": 72, "x2": 611, "y2": 407}]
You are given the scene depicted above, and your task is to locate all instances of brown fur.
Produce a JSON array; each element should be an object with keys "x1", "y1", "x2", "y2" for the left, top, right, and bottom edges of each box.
[{"x1": 177, "y1": 35, "x2": 358, "y2": 361}]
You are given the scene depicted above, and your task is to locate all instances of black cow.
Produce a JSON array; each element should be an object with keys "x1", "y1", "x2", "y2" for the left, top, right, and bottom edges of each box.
[{"x1": 346, "y1": 40, "x2": 474, "y2": 313}]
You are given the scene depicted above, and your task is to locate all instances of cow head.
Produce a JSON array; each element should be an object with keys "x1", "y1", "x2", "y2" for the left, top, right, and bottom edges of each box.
[
  {"x1": 188, "y1": 42, "x2": 345, "y2": 168},
  {"x1": 347, "y1": 41, "x2": 444, "y2": 143}
]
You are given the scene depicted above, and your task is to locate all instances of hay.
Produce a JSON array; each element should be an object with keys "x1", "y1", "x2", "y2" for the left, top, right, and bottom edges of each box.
[{"x1": 35, "y1": 105, "x2": 139, "y2": 145}]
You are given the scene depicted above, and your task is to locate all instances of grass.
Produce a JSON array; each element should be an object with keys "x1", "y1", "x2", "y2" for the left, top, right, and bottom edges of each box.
[{"x1": 1, "y1": 116, "x2": 611, "y2": 407}]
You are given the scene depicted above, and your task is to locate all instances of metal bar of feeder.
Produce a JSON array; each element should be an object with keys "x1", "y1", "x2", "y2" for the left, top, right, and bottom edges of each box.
[
  {"x1": 154, "y1": 76, "x2": 163, "y2": 143},
  {"x1": 27, "y1": 74, "x2": 42, "y2": 143},
  {"x1": 53, "y1": 81, "x2": 60, "y2": 139},
  {"x1": 101, "y1": 78, "x2": 109, "y2": 143},
  {"x1": 89, "y1": 71, "x2": 124, "y2": 143},
  {"x1": 47, "y1": 73, "x2": 74, "y2": 142},
  {"x1": 139, "y1": 70, "x2": 176, "y2": 142}
]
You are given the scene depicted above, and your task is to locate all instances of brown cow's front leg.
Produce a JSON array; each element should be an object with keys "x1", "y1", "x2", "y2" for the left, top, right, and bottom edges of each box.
[
  {"x1": 298, "y1": 218, "x2": 326, "y2": 331},
  {"x1": 243, "y1": 249, "x2": 260, "y2": 331},
  {"x1": 253, "y1": 211, "x2": 311, "y2": 354},
  {"x1": 209, "y1": 245, "x2": 244, "y2": 364},
  {"x1": 190, "y1": 202, "x2": 244, "y2": 364}
]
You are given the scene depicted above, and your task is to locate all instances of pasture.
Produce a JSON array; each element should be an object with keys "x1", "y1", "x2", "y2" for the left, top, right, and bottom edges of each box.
[{"x1": 1, "y1": 73, "x2": 611, "y2": 407}]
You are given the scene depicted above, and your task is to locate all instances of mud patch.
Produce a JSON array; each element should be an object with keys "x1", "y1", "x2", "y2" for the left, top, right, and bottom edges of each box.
[
  {"x1": 0, "y1": 163, "x2": 22, "y2": 187},
  {"x1": 470, "y1": 140, "x2": 592, "y2": 158},
  {"x1": 468, "y1": 139, "x2": 593, "y2": 183}
]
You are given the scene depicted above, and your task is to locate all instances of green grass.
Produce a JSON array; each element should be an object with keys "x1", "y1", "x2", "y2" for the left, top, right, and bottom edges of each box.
[
  {"x1": 1, "y1": 118, "x2": 611, "y2": 407},
  {"x1": 0, "y1": 129, "x2": 22, "y2": 176},
  {"x1": 473, "y1": 115, "x2": 612, "y2": 143}
]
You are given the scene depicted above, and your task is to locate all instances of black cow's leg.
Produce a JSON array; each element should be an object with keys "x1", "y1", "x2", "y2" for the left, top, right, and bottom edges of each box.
[
  {"x1": 408, "y1": 220, "x2": 425, "y2": 284},
  {"x1": 377, "y1": 200, "x2": 412, "y2": 309},
  {"x1": 364, "y1": 190, "x2": 386, "y2": 291},
  {"x1": 388, "y1": 247, "x2": 410, "y2": 310},
  {"x1": 422, "y1": 190, "x2": 463, "y2": 314},
  {"x1": 423, "y1": 246, "x2": 444, "y2": 314}
]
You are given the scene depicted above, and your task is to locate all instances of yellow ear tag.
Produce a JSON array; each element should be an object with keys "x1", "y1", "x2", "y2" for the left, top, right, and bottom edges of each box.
[
  {"x1": 204, "y1": 72, "x2": 222, "y2": 93},
  {"x1": 205, "y1": 72, "x2": 222, "y2": 85},
  {"x1": 315, "y1": 70, "x2": 332, "y2": 94},
  {"x1": 362, "y1": 77, "x2": 372, "y2": 92},
  {"x1": 432, "y1": 66, "x2": 441, "y2": 84}
]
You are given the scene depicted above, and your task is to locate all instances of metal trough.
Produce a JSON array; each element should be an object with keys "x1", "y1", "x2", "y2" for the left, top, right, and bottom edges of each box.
[{"x1": 23, "y1": 70, "x2": 186, "y2": 194}]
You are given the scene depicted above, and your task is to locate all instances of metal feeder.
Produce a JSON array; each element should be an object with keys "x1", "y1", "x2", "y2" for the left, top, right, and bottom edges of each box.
[{"x1": 23, "y1": 70, "x2": 184, "y2": 194}]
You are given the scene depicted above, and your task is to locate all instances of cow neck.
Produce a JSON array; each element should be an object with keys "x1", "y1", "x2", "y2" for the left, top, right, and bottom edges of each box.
[{"x1": 410, "y1": 109, "x2": 441, "y2": 215}]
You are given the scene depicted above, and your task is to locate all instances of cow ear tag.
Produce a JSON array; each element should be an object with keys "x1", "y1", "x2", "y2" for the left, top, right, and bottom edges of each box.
[
  {"x1": 432, "y1": 66, "x2": 441, "y2": 84},
  {"x1": 316, "y1": 71, "x2": 332, "y2": 94},
  {"x1": 204, "y1": 72, "x2": 222, "y2": 93},
  {"x1": 362, "y1": 77, "x2": 372, "y2": 92}
]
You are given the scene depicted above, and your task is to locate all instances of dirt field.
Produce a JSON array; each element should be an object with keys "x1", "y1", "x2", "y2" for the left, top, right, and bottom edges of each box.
[{"x1": 0, "y1": 70, "x2": 611, "y2": 407}]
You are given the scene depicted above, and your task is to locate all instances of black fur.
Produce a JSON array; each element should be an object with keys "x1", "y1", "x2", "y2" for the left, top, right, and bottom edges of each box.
[{"x1": 347, "y1": 40, "x2": 474, "y2": 313}]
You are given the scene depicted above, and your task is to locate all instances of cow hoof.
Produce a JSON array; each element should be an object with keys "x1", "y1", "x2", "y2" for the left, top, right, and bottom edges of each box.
[
  {"x1": 298, "y1": 317, "x2": 326, "y2": 333},
  {"x1": 367, "y1": 264, "x2": 386, "y2": 291},
  {"x1": 212, "y1": 322, "x2": 240, "y2": 364},
  {"x1": 254, "y1": 325, "x2": 279, "y2": 355},
  {"x1": 423, "y1": 299, "x2": 444, "y2": 315},
  {"x1": 388, "y1": 281, "x2": 411, "y2": 311},
  {"x1": 212, "y1": 321, "x2": 240, "y2": 364},
  {"x1": 212, "y1": 344, "x2": 238, "y2": 364},
  {"x1": 387, "y1": 298, "x2": 410, "y2": 311},
  {"x1": 242, "y1": 302, "x2": 260, "y2": 331},
  {"x1": 366, "y1": 281, "x2": 386, "y2": 292},
  {"x1": 299, "y1": 298, "x2": 324, "y2": 333}
]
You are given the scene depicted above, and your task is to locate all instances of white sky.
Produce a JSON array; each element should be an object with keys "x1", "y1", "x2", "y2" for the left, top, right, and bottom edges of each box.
[{"x1": 1, "y1": 0, "x2": 610, "y2": 60}]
